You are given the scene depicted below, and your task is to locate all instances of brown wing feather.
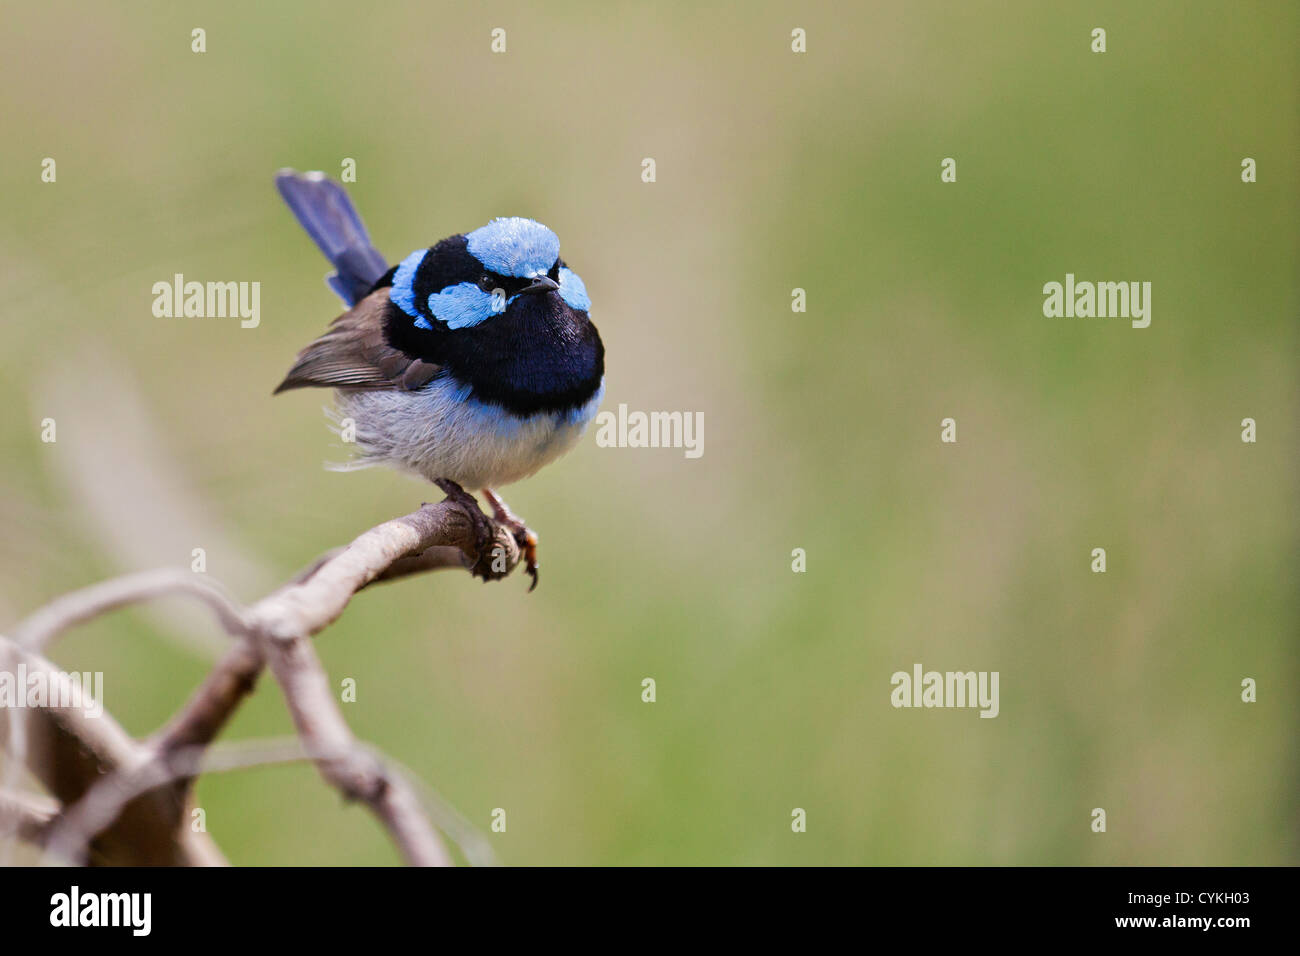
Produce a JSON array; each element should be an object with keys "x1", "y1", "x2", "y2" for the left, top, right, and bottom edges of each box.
[{"x1": 273, "y1": 288, "x2": 441, "y2": 394}]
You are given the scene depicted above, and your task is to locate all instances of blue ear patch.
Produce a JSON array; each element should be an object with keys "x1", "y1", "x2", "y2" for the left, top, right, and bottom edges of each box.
[
  {"x1": 391, "y1": 247, "x2": 502, "y2": 330},
  {"x1": 426, "y1": 282, "x2": 505, "y2": 330},
  {"x1": 558, "y1": 267, "x2": 590, "y2": 312},
  {"x1": 466, "y1": 218, "x2": 560, "y2": 278},
  {"x1": 390, "y1": 248, "x2": 429, "y2": 319}
]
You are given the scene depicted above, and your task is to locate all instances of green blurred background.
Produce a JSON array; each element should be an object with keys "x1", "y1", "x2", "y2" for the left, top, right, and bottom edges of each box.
[{"x1": 1, "y1": 1, "x2": 1295, "y2": 865}]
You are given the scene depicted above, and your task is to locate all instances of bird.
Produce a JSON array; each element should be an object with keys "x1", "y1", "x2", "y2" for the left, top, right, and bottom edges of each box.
[{"x1": 272, "y1": 169, "x2": 606, "y2": 590}]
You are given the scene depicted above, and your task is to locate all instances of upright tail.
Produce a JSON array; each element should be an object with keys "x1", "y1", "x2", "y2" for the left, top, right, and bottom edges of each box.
[{"x1": 274, "y1": 169, "x2": 391, "y2": 307}]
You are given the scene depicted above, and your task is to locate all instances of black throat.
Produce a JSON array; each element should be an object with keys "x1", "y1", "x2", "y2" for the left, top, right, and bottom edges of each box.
[{"x1": 382, "y1": 293, "x2": 605, "y2": 417}]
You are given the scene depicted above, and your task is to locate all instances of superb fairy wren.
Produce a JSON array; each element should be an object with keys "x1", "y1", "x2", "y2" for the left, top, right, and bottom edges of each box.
[{"x1": 273, "y1": 170, "x2": 606, "y2": 588}]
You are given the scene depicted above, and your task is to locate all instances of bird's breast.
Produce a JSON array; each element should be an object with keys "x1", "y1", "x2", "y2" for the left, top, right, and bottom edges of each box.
[{"x1": 337, "y1": 376, "x2": 605, "y2": 489}]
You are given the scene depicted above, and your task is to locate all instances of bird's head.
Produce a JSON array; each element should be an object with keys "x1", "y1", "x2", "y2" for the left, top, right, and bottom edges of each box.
[{"x1": 388, "y1": 217, "x2": 590, "y2": 332}]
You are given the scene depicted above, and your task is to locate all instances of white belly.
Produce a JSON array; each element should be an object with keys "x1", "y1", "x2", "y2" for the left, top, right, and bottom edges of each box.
[{"x1": 331, "y1": 376, "x2": 604, "y2": 490}]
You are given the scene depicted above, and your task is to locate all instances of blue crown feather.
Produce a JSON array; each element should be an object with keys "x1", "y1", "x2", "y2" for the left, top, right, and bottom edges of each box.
[{"x1": 467, "y1": 218, "x2": 560, "y2": 278}]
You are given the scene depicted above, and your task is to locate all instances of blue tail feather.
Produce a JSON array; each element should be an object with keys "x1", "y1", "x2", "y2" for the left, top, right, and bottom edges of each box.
[{"x1": 275, "y1": 169, "x2": 390, "y2": 306}]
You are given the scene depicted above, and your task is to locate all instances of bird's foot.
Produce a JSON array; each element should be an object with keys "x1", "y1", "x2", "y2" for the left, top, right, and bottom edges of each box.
[
  {"x1": 483, "y1": 488, "x2": 540, "y2": 592},
  {"x1": 434, "y1": 479, "x2": 501, "y2": 579}
]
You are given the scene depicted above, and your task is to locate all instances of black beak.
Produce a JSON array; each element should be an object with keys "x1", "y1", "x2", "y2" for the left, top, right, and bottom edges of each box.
[{"x1": 518, "y1": 275, "x2": 560, "y2": 296}]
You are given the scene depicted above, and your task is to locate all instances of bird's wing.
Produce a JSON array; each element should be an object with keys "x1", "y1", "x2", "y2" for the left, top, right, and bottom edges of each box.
[{"x1": 273, "y1": 288, "x2": 441, "y2": 393}]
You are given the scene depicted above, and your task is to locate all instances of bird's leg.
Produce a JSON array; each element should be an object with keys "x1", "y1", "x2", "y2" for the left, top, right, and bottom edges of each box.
[
  {"x1": 434, "y1": 478, "x2": 495, "y2": 566},
  {"x1": 482, "y1": 488, "x2": 540, "y2": 592}
]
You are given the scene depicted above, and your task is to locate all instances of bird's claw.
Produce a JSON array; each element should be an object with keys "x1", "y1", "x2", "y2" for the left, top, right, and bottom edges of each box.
[
  {"x1": 436, "y1": 481, "x2": 538, "y2": 588},
  {"x1": 434, "y1": 479, "x2": 498, "y2": 578},
  {"x1": 483, "y1": 489, "x2": 540, "y2": 592},
  {"x1": 520, "y1": 529, "x2": 540, "y2": 592},
  {"x1": 493, "y1": 514, "x2": 539, "y2": 591}
]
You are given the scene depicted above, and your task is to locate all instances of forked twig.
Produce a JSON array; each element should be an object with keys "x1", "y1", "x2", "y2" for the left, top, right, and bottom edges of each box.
[{"x1": 1, "y1": 498, "x2": 518, "y2": 866}]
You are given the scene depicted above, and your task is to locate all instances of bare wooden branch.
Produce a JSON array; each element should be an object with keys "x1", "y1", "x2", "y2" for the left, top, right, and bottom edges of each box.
[
  {"x1": 42, "y1": 739, "x2": 315, "y2": 865},
  {"x1": 11, "y1": 570, "x2": 251, "y2": 654},
  {"x1": 150, "y1": 639, "x2": 264, "y2": 758},
  {"x1": 0, "y1": 637, "x2": 227, "y2": 865},
  {"x1": 0, "y1": 788, "x2": 59, "y2": 846},
  {"x1": 41, "y1": 737, "x2": 501, "y2": 867},
  {"x1": 250, "y1": 501, "x2": 512, "y2": 641},
  {"x1": 1, "y1": 496, "x2": 519, "y2": 866}
]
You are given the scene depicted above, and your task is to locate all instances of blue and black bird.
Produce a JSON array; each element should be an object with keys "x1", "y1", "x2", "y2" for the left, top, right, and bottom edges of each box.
[{"x1": 273, "y1": 170, "x2": 606, "y2": 588}]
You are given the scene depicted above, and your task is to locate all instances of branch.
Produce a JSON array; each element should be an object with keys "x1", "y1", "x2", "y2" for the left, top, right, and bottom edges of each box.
[
  {"x1": 252, "y1": 500, "x2": 511, "y2": 641},
  {"x1": 0, "y1": 789, "x2": 59, "y2": 846},
  {"x1": 237, "y1": 500, "x2": 517, "y2": 865},
  {"x1": 151, "y1": 502, "x2": 515, "y2": 799},
  {"x1": 11, "y1": 570, "x2": 250, "y2": 654},
  {"x1": 0, "y1": 637, "x2": 226, "y2": 865},
  {"x1": 2, "y1": 497, "x2": 517, "y2": 866}
]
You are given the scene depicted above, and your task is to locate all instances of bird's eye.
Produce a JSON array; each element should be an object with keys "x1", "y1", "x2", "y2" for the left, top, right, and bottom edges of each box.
[{"x1": 477, "y1": 274, "x2": 496, "y2": 292}]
